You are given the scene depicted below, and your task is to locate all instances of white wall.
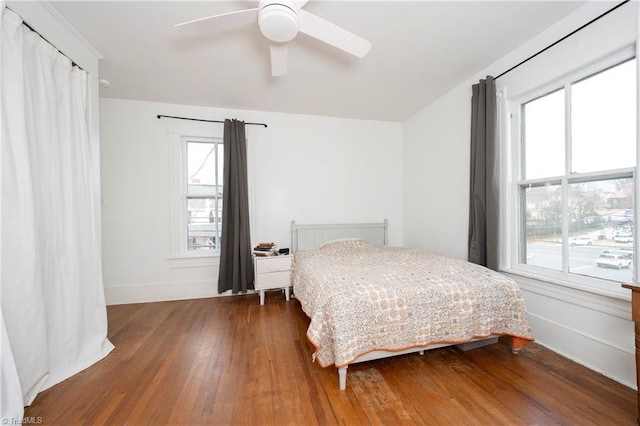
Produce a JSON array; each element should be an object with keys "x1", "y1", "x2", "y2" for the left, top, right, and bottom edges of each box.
[
  {"x1": 402, "y1": 1, "x2": 638, "y2": 388},
  {"x1": 100, "y1": 98, "x2": 402, "y2": 304},
  {"x1": 403, "y1": 84, "x2": 471, "y2": 260}
]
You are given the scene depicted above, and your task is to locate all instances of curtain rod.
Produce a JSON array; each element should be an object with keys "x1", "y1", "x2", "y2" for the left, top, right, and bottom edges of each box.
[
  {"x1": 157, "y1": 114, "x2": 268, "y2": 128},
  {"x1": 495, "y1": 0, "x2": 630, "y2": 80},
  {"x1": 7, "y1": 6, "x2": 83, "y2": 71}
]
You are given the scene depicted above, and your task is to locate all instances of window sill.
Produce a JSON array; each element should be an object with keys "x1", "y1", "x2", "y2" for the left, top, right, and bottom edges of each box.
[{"x1": 168, "y1": 254, "x2": 220, "y2": 269}]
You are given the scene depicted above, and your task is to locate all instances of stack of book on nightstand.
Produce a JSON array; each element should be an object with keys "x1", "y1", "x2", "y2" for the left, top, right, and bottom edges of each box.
[{"x1": 253, "y1": 242, "x2": 277, "y2": 256}]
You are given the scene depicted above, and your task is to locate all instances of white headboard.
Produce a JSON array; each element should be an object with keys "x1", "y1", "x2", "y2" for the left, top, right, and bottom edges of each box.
[{"x1": 290, "y1": 220, "x2": 388, "y2": 252}]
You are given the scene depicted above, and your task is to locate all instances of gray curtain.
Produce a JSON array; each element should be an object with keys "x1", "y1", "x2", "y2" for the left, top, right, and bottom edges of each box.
[
  {"x1": 468, "y1": 76, "x2": 498, "y2": 270},
  {"x1": 218, "y1": 119, "x2": 254, "y2": 294}
]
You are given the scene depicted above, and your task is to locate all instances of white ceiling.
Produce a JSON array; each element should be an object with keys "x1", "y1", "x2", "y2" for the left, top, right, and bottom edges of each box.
[{"x1": 48, "y1": 1, "x2": 586, "y2": 122}]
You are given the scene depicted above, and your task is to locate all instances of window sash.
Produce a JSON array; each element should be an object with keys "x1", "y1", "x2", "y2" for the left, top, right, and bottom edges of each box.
[
  {"x1": 506, "y1": 52, "x2": 637, "y2": 295},
  {"x1": 184, "y1": 139, "x2": 223, "y2": 254}
]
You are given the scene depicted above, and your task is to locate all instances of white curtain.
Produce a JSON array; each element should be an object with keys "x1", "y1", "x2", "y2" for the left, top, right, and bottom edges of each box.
[{"x1": 0, "y1": 5, "x2": 113, "y2": 418}]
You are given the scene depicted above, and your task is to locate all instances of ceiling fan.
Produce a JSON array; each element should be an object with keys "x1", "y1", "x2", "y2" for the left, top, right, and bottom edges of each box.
[{"x1": 174, "y1": 0, "x2": 372, "y2": 77}]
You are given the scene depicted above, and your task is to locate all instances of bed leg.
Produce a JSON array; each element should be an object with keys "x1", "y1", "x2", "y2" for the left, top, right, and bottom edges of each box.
[
  {"x1": 338, "y1": 366, "x2": 348, "y2": 390},
  {"x1": 419, "y1": 350, "x2": 424, "y2": 355},
  {"x1": 511, "y1": 337, "x2": 531, "y2": 354}
]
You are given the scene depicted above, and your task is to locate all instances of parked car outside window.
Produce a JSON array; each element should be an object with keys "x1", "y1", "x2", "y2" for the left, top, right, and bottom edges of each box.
[
  {"x1": 569, "y1": 236, "x2": 593, "y2": 246},
  {"x1": 614, "y1": 234, "x2": 633, "y2": 243},
  {"x1": 596, "y1": 253, "x2": 631, "y2": 269}
]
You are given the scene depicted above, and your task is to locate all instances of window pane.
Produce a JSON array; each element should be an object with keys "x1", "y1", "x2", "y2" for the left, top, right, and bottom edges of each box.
[
  {"x1": 187, "y1": 197, "x2": 221, "y2": 251},
  {"x1": 523, "y1": 89, "x2": 565, "y2": 179},
  {"x1": 186, "y1": 140, "x2": 222, "y2": 252},
  {"x1": 568, "y1": 178, "x2": 633, "y2": 282},
  {"x1": 521, "y1": 183, "x2": 562, "y2": 271},
  {"x1": 572, "y1": 59, "x2": 636, "y2": 174},
  {"x1": 187, "y1": 141, "x2": 220, "y2": 196}
]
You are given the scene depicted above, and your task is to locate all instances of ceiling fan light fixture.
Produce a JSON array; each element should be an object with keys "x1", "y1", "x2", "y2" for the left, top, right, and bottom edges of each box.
[
  {"x1": 258, "y1": 2, "x2": 299, "y2": 43},
  {"x1": 175, "y1": 0, "x2": 372, "y2": 77}
]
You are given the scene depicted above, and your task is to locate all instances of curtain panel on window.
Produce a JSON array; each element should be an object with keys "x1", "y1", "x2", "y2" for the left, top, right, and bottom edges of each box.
[
  {"x1": 1, "y1": 5, "x2": 113, "y2": 416},
  {"x1": 468, "y1": 76, "x2": 499, "y2": 270},
  {"x1": 218, "y1": 119, "x2": 254, "y2": 294}
]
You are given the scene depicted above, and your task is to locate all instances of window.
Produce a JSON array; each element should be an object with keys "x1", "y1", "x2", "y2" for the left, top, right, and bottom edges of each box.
[
  {"x1": 167, "y1": 122, "x2": 225, "y2": 267},
  {"x1": 510, "y1": 56, "x2": 636, "y2": 290},
  {"x1": 185, "y1": 138, "x2": 223, "y2": 253}
]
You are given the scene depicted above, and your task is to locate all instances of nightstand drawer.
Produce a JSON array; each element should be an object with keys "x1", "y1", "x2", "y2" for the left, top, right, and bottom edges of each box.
[
  {"x1": 254, "y1": 270, "x2": 290, "y2": 290},
  {"x1": 255, "y1": 256, "x2": 292, "y2": 273}
]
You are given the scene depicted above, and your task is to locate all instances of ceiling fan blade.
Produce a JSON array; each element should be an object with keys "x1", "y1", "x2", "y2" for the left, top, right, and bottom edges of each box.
[
  {"x1": 174, "y1": 8, "x2": 258, "y2": 32},
  {"x1": 293, "y1": 0, "x2": 310, "y2": 9},
  {"x1": 297, "y1": 9, "x2": 371, "y2": 58},
  {"x1": 270, "y1": 43, "x2": 288, "y2": 77}
]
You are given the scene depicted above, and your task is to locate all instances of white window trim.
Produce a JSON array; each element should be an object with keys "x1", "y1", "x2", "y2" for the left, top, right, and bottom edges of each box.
[
  {"x1": 499, "y1": 46, "x2": 638, "y2": 301},
  {"x1": 167, "y1": 121, "x2": 224, "y2": 269}
]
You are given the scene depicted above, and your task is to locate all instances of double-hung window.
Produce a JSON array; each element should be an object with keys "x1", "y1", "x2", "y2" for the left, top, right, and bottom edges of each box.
[
  {"x1": 167, "y1": 122, "x2": 225, "y2": 267},
  {"x1": 185, "y1": 137, "x2": 223, "y2": 253},
  {"x1": 509, "y1": 54, "x2": 636, "y2": 292}
]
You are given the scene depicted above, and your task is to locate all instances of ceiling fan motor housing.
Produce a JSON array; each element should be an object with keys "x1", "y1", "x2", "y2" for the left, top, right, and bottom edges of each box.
[{"x1": 258, "y1": 0, "x2": 299, "y2": 43}]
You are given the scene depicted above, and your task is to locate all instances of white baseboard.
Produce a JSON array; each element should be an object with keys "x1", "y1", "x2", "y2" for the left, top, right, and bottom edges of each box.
[{"x1": 104, "y1": 280, "x2": 257, "y2": 305}]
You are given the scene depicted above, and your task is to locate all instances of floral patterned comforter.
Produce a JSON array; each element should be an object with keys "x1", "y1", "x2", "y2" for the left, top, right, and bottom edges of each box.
[{"x1": 291, "y1": 239, "x2": 534, "y2": 367}]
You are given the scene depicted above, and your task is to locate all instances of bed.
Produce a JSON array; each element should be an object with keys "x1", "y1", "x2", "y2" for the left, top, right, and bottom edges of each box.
[{"x1": 290, "y1": 220, "x2": 534, "y2": 390}]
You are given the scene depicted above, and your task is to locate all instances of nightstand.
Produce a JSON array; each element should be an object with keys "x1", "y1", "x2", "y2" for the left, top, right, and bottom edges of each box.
[{"x1": 253, "y1": 255, "x2": 292, "y2": 305}]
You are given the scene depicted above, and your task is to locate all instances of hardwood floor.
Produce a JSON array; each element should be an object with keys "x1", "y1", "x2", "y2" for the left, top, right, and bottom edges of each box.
[{"x1": 25, "y1": 294, "x2": 637, "y2": 425}]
